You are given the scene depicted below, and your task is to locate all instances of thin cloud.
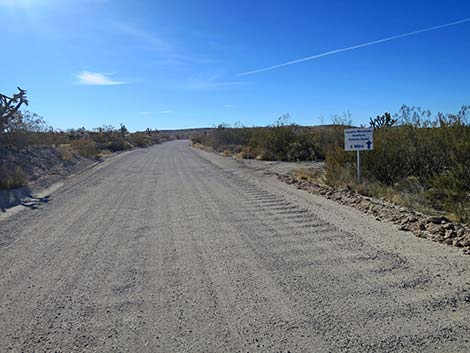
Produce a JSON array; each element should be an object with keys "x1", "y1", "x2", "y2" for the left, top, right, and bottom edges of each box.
[
  {"x1": 159, "y1": 110, "x2": 173, "y2": 114},
  {"x1": 76, "y1": 71, "x2": 126, "y2": 86},
  {"x1": 115, "y1": 23, "x2": 171, "y2": 52},
  {"x1": 185, "y1": 74, "x2": 247, "y2": 90},
  {"x1": 238, "y1": 18, "x2": 470, "y2": 76},
  {"x1": 113, "y1": 22, "x2": 217, "y2": 68}
]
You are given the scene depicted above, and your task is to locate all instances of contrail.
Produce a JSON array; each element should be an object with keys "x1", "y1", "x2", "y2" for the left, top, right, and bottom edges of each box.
[{"x1": 238, "y1": 18, "x2": 470, "y2": 76}]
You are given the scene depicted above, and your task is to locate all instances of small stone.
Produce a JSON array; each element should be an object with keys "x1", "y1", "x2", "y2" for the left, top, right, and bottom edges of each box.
[
  {"x1": 426, "y1": 223, "x2": 444, "y2": 235},
  {"x1": 444, "y1": 230, "x2": 456, "y2": 239},
  {"x1": 399, "y1": 224, "x2": 411, "y2": 232},
  {"x1": 460, "y1": 235, "x2": 470, "y2": 247},
  {"x1": 416, "y1": 231, "x2": 427, "y2": 238},
  {"x1": 442, "y1": 223, "x2": 454, "y2": 230}
]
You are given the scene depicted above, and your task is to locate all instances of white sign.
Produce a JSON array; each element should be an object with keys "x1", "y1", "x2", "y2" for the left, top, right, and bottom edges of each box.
[{"x1": 344, "y1": 128, "x2": 374, "y2": 151}]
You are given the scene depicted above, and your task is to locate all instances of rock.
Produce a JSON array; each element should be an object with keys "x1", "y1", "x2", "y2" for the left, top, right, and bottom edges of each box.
[
  {"x1": 426, "y1": 223, "x2": 444, "y2": 235},
  {"x1": 460, "y1": 235, "x2": 470, "y2": 247},
  {"x1": 428, "y1": 216, "x2": 450, "y2": 224},
  {"x1": 418, "y1": 222, "x2": 426, "y2": 230},
  {"x1": 442, "y1": 223, "x2": 454, "y2": 230},
  {"x1": 399, "y1": 224, "x2": 411, "y2": 232},
  {"x1": 416, "y1": 231, "x2": 428, "y2": 238},
  {"x1": 444, "y1": 230, "x2": 456, "y2": 239}
]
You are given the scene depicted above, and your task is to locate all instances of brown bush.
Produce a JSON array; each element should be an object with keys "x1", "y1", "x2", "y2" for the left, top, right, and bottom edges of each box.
[
  {"x1": 70, "y1": 139, "x2": 99, "y2": 158},
  {"x1": 0, "y1": 165, "x2": 27, "y2": 189}
]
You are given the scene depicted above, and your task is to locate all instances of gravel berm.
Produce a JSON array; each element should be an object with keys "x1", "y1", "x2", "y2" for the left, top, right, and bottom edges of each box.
[{"x1": 0, "y1": 140, "x2": 469, "y2": 352}]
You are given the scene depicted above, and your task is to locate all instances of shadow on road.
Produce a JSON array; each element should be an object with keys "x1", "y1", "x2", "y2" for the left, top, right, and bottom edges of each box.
[{"x1": 0, "y1": 187, "x2": 50, "y2": 212}]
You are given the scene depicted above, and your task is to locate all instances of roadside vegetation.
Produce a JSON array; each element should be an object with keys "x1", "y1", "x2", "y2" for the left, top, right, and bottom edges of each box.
[
  {"x1": 193, "y1": 106, "x2": 470, "y2": 223},
  {"x1": 0, "y1": 88, "x2": 166, "y2": 190},
  {"x1": 192, "y1": 114, "x2": 347, "y2": 161}
]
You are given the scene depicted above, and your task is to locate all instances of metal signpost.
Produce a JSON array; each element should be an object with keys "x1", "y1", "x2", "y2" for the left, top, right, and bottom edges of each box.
[{"x1": 344, "y1": 128, "x2": 374, "y2": 183}]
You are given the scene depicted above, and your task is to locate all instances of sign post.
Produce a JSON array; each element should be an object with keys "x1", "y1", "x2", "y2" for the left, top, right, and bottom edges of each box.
[
  {"x1": 356, "y1": 150, "x2": 361, "y2": 183},
  {"x1": 344, "y1": 128, "x2": 374, "y2": 183}
]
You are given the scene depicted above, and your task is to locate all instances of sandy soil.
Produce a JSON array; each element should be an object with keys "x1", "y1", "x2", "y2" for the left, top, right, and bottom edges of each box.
[{"x1": 0, "y1": 140, "x2": 469, "y2": 352}]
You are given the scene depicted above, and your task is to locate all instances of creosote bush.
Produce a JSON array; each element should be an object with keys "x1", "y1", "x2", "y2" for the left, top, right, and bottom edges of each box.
[
  {"x1": 0, "y1": 166, "x2": 27, "y2": 190},
  {"x1": 194, "y1": 106, "x2": 470, "y2": 222},
  {"x1": 70, "y1": 139, "x2": 99, "y2": 158},
  {"x1": 192, "y1": 115, "x2": 330, "y2": 162},
  {"x1": 325, "y1": 106, "x2": 470, "y2": 222}
]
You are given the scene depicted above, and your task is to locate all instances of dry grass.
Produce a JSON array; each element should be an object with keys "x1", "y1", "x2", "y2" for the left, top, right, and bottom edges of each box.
[
  {"x1": 56, "y1": 145, "x2": 74, "y2": 161},
  {"x1": 0, "y1": 166, "x2": 27, "y2": 190},
  {"x1": 292, "y1": 167, "x2": 326, "y2": 185},
  {"x1": 292, "y1": 167, "x2": 449, "y2": 218},
  {"x1": 70, "y1": 139, "x2": 99, "y2": 158}
]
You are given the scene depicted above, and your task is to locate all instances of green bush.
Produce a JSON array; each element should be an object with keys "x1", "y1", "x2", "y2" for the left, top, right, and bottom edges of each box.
[
  {"x1": 193, "y1": 115, "x2": 328, "y2": 162},
  {"x1": 426, "y1": 139, "x2": 470, "y2": 221},
  {"x1": 325, "y1": 105, "x2": 470, "y2": 221},
  {"x1": 107, "y1": 138, "x2": 131, "y2": 152}
]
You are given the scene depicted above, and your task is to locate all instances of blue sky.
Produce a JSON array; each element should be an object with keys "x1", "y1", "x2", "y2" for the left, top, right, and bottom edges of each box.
[{"x1": 1, "y1": 0, "x2": 469, "y2": 131}]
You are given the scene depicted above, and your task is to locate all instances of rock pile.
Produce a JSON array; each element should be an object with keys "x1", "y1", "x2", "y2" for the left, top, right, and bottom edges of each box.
[{"x1": 277, "y1": 173, "x2": 470, "y2": 255}]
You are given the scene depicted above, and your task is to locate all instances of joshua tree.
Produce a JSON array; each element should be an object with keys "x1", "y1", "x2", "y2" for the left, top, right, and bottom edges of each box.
[
  {"x1": 0, "y1": 87, "x2": 29, "y2": 134},
  {"x1": 119, "y1": 123, "x2": 128, "y2": 138},
  {"x1": 370, "y1": 112, "x2": 397, "y2": 130}
]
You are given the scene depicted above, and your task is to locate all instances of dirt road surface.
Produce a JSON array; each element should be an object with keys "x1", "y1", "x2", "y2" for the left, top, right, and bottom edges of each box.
[{"x1": 1, "y1": 140, "x2": 469, "y2": 352}]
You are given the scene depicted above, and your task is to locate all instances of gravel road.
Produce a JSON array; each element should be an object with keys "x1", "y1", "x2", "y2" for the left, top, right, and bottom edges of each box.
[{"x1": 1, "y1": 140, "x2": 469, "y2": 352}]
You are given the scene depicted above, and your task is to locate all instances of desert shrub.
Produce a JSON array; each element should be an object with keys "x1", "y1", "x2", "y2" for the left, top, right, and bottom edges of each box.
[
  {"x1": 426, "y1": 139, "x2": 470, "y2": 221},
  {"x1": 70, "y1": 139, "x2": 99, "y2": 158},
  {"x1": 56, "y1": 145, "x2": 74, "y2": 161},
  {"x1": 1, "y1": 111, "x2": 66, "y2": 147},
  {"x1": 325, "y1": 105, "x2": 470, "y2": 221},
  {"x1": 107, "y1": 138, "x2": 131, "y2": 152},
  {"x1": 325, "y1": 147, "x2": 355, "y2": 187},
  {"x1": 292, "y1": 167, "x2": 326, "y2": 184},
  {"x1": 0, "y1": 165, "x2": 27, "y2": 189},
  {"x1": 361, "y1": 127, "x2": 414, "y2": 185},
  {"x1": 194, "y1": 115, "x2": 330, "y2": 162},
  {"x1": 127, "y1": 133, "x2": 158, "y2": 148}
]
